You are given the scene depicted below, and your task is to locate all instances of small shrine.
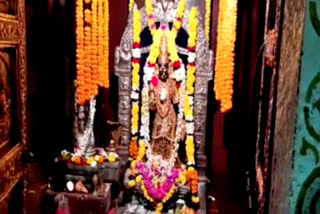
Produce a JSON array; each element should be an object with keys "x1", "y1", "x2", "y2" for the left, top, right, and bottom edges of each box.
[{"x1": 0, "y1": 0, "x2": 309, "y2": 213}]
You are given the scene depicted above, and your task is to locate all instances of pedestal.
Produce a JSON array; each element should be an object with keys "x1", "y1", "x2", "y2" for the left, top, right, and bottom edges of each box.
[{"x1": 44, "y1": 186, "x2": 112, "y2": 214}]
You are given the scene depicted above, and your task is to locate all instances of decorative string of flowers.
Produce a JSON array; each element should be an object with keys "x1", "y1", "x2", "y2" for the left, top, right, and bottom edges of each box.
[
  {"x1": 185, "y1": 7, "x2": 200, "y2": 204},
  {"x1": 97, "y1": 0, "x2": 104, "y2": 86},
  {"x1": 102, "y1": 0, "x2": 110, "y2": 88},
  {"x1": 129, "y1": 0, "x2": 135, "y2": 12},
  {"x1": 129, "y1": 7, "x2": 142, "y2": 160},
  {"x1": 172, "y1": 0, "x2": 186, "y2": 38},
  {"x1": 76, "y1": 0, "x2": 85, "y2": 105},
  {"x1": 76, "y1": 0, "x2": 110, "y2": 105},
  {"x1": 145, "y1": 0, "x2": 157, "y2": 36},
  {"x1": 91, "y1": 0, "x2": 99, "y2": 96},
  {"x1": 214, "y1": 0, "x2": 238, "y2": 112},
  {"x1": 205, "y1": 0, "x2": 212, "y2": 41}
]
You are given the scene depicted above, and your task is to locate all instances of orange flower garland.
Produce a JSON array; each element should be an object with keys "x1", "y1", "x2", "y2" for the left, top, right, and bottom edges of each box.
[
  {"x1": 75, "y1": 0, "x2": 110, "y2": 105},
  {"x1": 214, "y1": 0, "x2": 238, "y2": 112},
  {"x1": 91, "y1": 0, "x2": 99, "y2": 96},
  {"x1": 76, "y1": 0, "x2": 85, "y2": 105},
  {"x1": 102, "y1": 0, "x2": 110, "y2": 88},
  {"x1": 97, "y1": 0, "x2": 104, "y2": 86},
  {"x1": 187, "y1": 167, "x2": 200, "y2": 203},
  {"x1": 84, "y1": 25, "x2": 92, "y2": 101},
  {"x1": 129, "y1": 137, "x2": 138, "y2": 159}
]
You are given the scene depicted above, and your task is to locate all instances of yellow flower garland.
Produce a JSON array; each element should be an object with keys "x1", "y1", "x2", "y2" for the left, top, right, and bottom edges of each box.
[
  {"x1": 131, "y1": 103, "x2": 139, "y2": 133},
  {"x1": 149, "y1": 29, "x2": 162, "y2": 64},
  {"x1": 172, "y1": 0, "x2": 186, "y2": 38},
  {"x1": 164, "y1": 30, "x2": 179, "y2": 63},
  {"x1": 145, "y1": 0, "x2": 156, "y2": 36},
  {"x1": 214, "y1": 0, "x2": 238, "y2": 112},
  {"x1": 205, "y1": 0, "x2": 212, "y2": 41},
  {"x1": 129, "y1": 0, "x2": 135, "y2": 11},
  {"x1": 130, "y1": 8, "x2": 142, "y2": 144},
  {"x1": 137, "y1": 140, "x2": 146, "y2": 161},
  {"x1": 185, "y1": 7, "x2": 198, "y2": 164},
  {"x1": 133, "y1": 8, "x2": 142, "y2": 44}
]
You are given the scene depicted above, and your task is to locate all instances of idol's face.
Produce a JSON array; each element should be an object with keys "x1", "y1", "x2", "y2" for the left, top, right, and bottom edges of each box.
[{"x1": 159, "y1": 63, "x2": 169, "y2": 81}]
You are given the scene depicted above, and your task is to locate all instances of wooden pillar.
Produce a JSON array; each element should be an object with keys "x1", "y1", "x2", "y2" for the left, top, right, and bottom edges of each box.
[{"x1": 268, "y1": 0, "x2": 305, "y2": 213}]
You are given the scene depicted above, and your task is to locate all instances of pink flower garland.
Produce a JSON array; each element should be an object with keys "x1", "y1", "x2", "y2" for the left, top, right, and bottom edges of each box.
[{"x1": 137, "y1": 162, "x2": 181, "y2": 201}]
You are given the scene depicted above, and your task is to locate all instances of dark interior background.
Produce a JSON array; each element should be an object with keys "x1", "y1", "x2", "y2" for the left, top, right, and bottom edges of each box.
[{"x1": 25, "y1": 0, "x2": 267, "y2": 213}]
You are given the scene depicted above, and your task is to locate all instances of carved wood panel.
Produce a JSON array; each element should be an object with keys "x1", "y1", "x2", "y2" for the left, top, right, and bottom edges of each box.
[
  {"x1": 0, "y1": 0, "x2": 17, "y2": 15},
  {"x1": 0, "y1": 0, "x2": 27, "y2": 212},
  {"x1": 254, "y1": 0, "x2": 305, "y2": 213},
  {"x1": 0, "y1": 51, "x2": 11, "y2": 146}
]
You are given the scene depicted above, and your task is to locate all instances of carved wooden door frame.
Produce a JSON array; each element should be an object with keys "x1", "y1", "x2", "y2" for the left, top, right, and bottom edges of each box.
[
  {"x1": 0, "y1": 0, "x2": 27, "y2": 212},
  {"x1": 254, "y1": 0, "x2": 305, "y2": 213}
]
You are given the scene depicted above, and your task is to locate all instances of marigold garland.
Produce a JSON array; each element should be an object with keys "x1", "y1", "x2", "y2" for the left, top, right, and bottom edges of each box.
[
  {"x1": 129, "y1": 0, "x2": 135, "y2": 11},
  {"x1": 91, "y1": 0, "x2": 99, "y2": 96},
  {"x1": 97, "y1": 0, "x2": 104, "y2": 86},
  {"x1": 84, "y1": 25, "x2": 92, "y2": 101},
  {"x1": 129, "y1": 8, "x2": 142, "y2": 160},
  {"x1": 75, "y1": 0, "x2": 110, "y2": 105},
  {"x1": 102, "y1": 0, "x2": 110, "y2": 88},
  {"x1": 185, "y1": 7, "x2": 200, "y2": 203},
  {"x1": 185, "y1": 7, "x2": 198, "y2": 166},
  {"x1": 214, "y1": 0, "x2": 238, "y2": 112},
  {"x1": 129, "y1": 137, "x2": 138, "y2": 159},
  {"x1": 145, "y1": 0, "x2": 156, "y2": 36},
  {"x1": 172, "y1": 0, "x2": 186, "y2": 38},
  {"x1": 76, "y1": 0, "x2": 85, "y2": 105},
  {"x1": 205, "y1": 0, "x2": 212, "y2": 41}
]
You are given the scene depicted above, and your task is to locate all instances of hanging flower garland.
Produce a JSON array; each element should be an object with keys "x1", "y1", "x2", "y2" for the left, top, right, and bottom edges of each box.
[
  {"x1": 84, "y1": 23, "x2": 92, "y2": 101},
  {"x1": 145, "y1": 0, "x2": 157, "y2": 36},
  {"x1": 129, "y1": 7, "x2": 142, "y2": 161},
  {"x1": 172, "y1": 0, "x2": 186, "y2": 38},
  {"x1": 102, "y1": 0, "x2": 110, "y2": 88},
  {"x1": 185, "y1": 7, "x2": 200, "y2": 204},
  {"x1": 129, "y1": 0, "x2": 135, "y2": 12},
  {"x1": 76, "y1": 0, "x2": 85, "y2": 105},
  {"x1": 91, "y1": 0, "x2": 99, "y2": 96},
  {"x1": 214, "y1": 0, "x2": 238, "y2": 112},
  {"x1": 205, "y1": 0, "x2": 212, "y2": 41},
  {"x1": 97, "y1": 0, "x2": 104, "y2": 86},
  {"x1": 75, "y1": 0, "x2": 110, "y2": 105}
]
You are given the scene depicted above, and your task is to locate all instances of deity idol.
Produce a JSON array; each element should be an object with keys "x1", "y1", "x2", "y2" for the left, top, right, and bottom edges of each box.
[{"x1": 149, "y1": 34, "x2": 179, "y2": 161}]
